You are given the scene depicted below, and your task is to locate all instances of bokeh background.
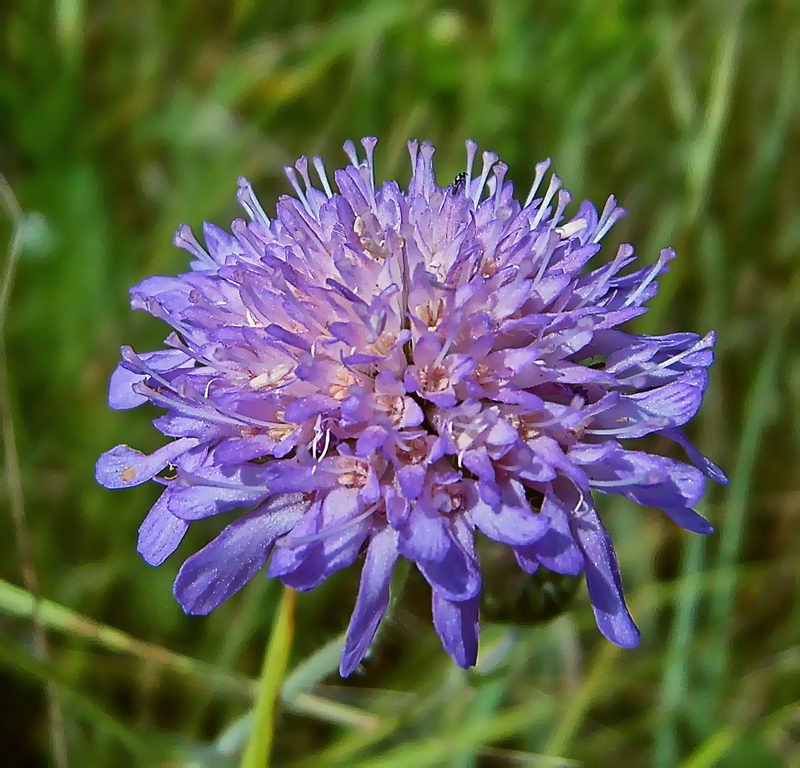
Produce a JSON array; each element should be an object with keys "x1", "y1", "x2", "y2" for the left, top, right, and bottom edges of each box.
[{"x1": 2, "y1": 1, "x2": 799, "y2": 766}]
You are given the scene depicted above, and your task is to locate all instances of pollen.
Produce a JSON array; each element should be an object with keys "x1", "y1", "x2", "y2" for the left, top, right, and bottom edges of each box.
[
  {"x1": 329, "y1": 368, "x2": 359, "y2": 400},
  {"x1": 121, "y1": 466, "x2": 137, "y2": 483},
  {"x1": 250, "y1": 363, "x2": 294, "y2": 389},
  {"x1": 418, "y1": 365, "x2": 450, "y2": 393}
]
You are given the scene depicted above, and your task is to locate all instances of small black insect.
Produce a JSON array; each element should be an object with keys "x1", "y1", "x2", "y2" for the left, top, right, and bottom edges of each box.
[{"x1": 449, "y1": 171, "x2": 468, "y2": 195}]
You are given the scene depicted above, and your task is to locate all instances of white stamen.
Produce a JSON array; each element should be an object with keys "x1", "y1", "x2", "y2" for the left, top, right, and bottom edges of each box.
[
  {"x1": 622, "y1": 249, "x2": 674, "y2": 308},
  {"x1": 236, "y1": 177, "x2": 270, "y2": 227},
  {"x1": 557, "y1": 218, "x2": 587, "y2": 238},
  {"x1": 276, "y1": 504, "x2": 377, "y2": 549},
  {"x1": 284, "y1": 166, "x2": 313, "y2": 216},
  {"x1": 311, "y1": 414, "x2": 323, "y2": 459},
  {"x1": 433, "y1": 335, "x2": 455, "y2": 368},
  {"x1": 524, "y1": 158, "x2": 552, "y2": 208},
  {"x1": 361, "y1": 136, "x2": 378, "y2": 205},
  {"x1": 312, "y1": 156, "x2": 334, "y2": 198},
  {"x1": 245, "y1": 309, "x2": 260, "y2": 327},
  {"x1": 343, "y1": 140, "x2": 359, "y2": 167},
  {"x1": 493, "y1": 162, "x2": 508, "y2": 208},
  {"x1": 464, "y1": 140, "x2": 478, "y2": 198},
  {"x1": 471, "y1": 150, "x2": 498, "y2": 206},
  {"x1": 530, "y1": 173, "x2": 562, "y2": 229},
  {"x1": 548, "y1": 189, "x2": 571, "y2": 230},
  {"x1": 592, "y1": 195, "x2": 624, "y2": 243}
]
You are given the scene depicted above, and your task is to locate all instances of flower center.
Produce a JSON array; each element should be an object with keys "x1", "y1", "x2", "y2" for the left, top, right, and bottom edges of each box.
[{"x1": 418, "y1": 365, "x2": 449, "y2": 392}]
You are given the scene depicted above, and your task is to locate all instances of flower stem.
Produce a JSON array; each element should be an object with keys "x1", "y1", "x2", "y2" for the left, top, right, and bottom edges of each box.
[{"x1": 241, "y1": 585, "x2": 296, "y2": 768}]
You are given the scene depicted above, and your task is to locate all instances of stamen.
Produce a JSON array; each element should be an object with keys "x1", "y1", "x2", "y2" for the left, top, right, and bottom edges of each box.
[
  {"x1": 471, "y1": 150, "x2": 499, "y2": 206},
  {"x1": 295, "y1": 156, "x2": 320, "y2": 216},
  {"x1": 173, "y1": 224, "x2": 215, "y2": 267},
  {"x1": 276, "y1": 504, "x2": 377, "y2": 548},
  {"x1": 312, "y1": 156, "x2": 334, "y2": 198},
  {"x1": 653, "y1": 332, "x2": 715, "y2": 371},
  {"x1": 433, "y1": 335, "x2": 455, "y2": 368},
  {"x1": 284, "y1": 166, "x2": 313, "y2": 216},
  {"x1": 530, "y1": 173, "x2": 563, "y2": 229},
  {"x1": 621, "y1": 248, "x2": 675, "y2": 308},
  {"x1": 524, "y1": 158, "x2": 552, "y2": 208},
  {"x1": 557, "y1": 218, "x2": 587, "y2": 238},
  {"x1": 492, "y1": 162, "x2": 508, "y2": 208},
  {"x1": 524, "y1": 396, "x2": 586, "y2": 430},
  {"x1": 361, "y1": 136, "x2": 378, "y2": 202},
  {"x1": 592, "y1": 196, "x2": 626, "y2": 243},
  {"x1": 420, "y1": 141, "x2": 436, "y2": 198},
  {"x1": 464, "y1": 140, "x2": 478, "y2": 199},
  {"x1": 590, "y1": 477, "x2": 644, "y2": 489},
  {"x1": 407, "y1": 139, "x2": 419, "y2": 173},
  {"x1": 548, "y1": 189, "x2": 572, "y2": 230},
  {"x1": 343, "y1": 139, "x2": 360, "y2": 167},
  {"x1": 236, "y1": 178, "x2": 270, "y2": 227}
]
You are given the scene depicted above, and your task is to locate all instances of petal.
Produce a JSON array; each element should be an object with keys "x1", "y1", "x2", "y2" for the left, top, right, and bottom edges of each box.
[
  {"x1": 596, "y1": 369, "x2": 707, "y2": 438},
  {"x1": 109, "y1": 349, "x2": 192, "y2": 410},
  {"x1": 167, "y1": 474, "x2": 268, "y2": 520},
  {"x1": 284, "y1": 394, "x2": 337, "y2": 422},
  {"x1": 397, "y1": 464, "x2": 426, "y2": 500},
  {"x1": 416, "y1": 530, "x2": 481, "y2": 602},
  {"x1": 432, "y1": 593, "x2": 480, "y2": 668},
  {"x1": 356, "y1": 425, "x2": 387, "y2": 456},
  {"x1": 397, "y1": 502, "x2": 449, "y2": 561},
  {"x1": 570, "y1": 501, "x2": 640, "y2": 647},
  {"x1": 513, "y1": 548, "x2": 540, "y2": 574},
  {"x1": 588, "y1": 448, "x2": 707, "y2": 517},
  {"x1": 278, "y1": 521, "x2": 369, "y2": 591},
  {"x1": 468, "y1": 480, "x2": 549, "y2": 546},
  {"x1": 173, "y1": 494, "x2": 309, "y2": 615},
  {"x1": 108, "y1": 365, "x2": 147, "y2": 410},
  {"x1": 339, "y1": 527, "x2": 399, "y2": 677},
  {"x1": 137, "y1": 490, "x2": 188, "y2": 566},
  {"x1": 400, "y1": 397, "x2": 424, "y2": 428},
  {"x1": 524, "y1": 482, "x2": 584, "y2": 575},
  {"x1": 663, "y1": 428, "x2": 728, "y2": 485},
  {"x1": 660, "y1": 506, "x2": 714, "y2": 534},
  {"x1": 95, "y1": 438, "x2": 198, "y2": 489},
  {"x1": 269, "y1": 488, "x2": 367, "y2": 588}
]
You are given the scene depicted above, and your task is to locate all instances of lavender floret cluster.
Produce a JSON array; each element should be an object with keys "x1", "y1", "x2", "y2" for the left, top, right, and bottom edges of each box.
[{"x1": 97, "y1": 139, "x2": 726, "y2": 675}]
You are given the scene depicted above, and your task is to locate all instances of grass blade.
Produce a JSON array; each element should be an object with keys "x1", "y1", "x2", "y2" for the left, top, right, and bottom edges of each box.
[{"x1": 241, "y1": 585, "x2": 297, "y2": 768}]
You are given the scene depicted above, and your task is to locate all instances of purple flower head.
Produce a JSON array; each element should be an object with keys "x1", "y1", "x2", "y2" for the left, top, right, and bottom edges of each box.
[{"x1": 97, "y1": 138, "x2": 726, "y2": 675}]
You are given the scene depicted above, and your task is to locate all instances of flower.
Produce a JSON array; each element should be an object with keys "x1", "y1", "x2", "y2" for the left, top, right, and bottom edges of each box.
[{"x1": 96, "y1": 138, "x2": 726, "y2": 675}]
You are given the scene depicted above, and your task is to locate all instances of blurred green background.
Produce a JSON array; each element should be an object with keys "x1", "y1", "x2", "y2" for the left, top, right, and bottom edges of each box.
[{"x1": 2, "y1": 1, "x2": 799, "y2": 766}]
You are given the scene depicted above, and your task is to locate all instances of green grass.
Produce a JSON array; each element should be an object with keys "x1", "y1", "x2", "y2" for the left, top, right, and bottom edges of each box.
[{"x1": 2, "y1": 0, "x2": 800, "y2": 765}]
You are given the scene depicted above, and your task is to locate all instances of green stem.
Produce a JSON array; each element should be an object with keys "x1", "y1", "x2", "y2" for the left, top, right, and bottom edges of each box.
[{"x1": 241, "y1": 586, "x2": 296, "y2": 768}]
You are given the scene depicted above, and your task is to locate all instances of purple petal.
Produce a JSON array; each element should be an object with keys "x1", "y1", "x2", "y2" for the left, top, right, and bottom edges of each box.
[
  {"x1": 416, "y1": 530, "x2": 481, "y2": 602},
  {"x1": 339, "y1": 527, "x2": 398, "y2": 676},
  {"x1": 663, "y1": 428, "x2": 728, "y2": 485},
  {"x1": 597, "y1": 369, "x2": 707, "y2": 438},
  {"x1": 397, "y1": 502, "x2": 449, "y2": 561},
  {"x1": 109, "y1": 349, "x2": 192, "y2": 410},
  {"x1": 588, "y1": 448, "x2": 706, "y2": 518},
  {"x1": 397, "y1": 464, "x2": 426, "y2": 500},
  {"x1": 432, "y1": 593, "x2": 480, "y2": 668},
  {"x1": 660, "y1": 506, "x2": 714, "y2": 535},
  {"x1": 173, "y1": 494, "x2": 309, "y2": 614},
  {"x1": 137, "y1": 490, "x2": 189, "y2": 566},
  {"x1": 468, "y1": 480, "x2": 549, "y2": 546},
  {"x1": 570, "y1": 501, "x2": 639, "y2": 647},
  {"x1": 523, "y1": 482, "x2": 584, "y2": 575},
  {"x1": 513, "y1": 548, "x2": 540, "y2": 574},
  {"x1": 95, "y1": 438, "x2": 198, "y2": 489},
  {"x1": 269, "y1": 488, "x2": 367, "y2": 588},
  {"x1": 284, "y1": 394, "x2": 337, "y2": 422},
  {"x1": 166, "y1": 469, "x2": 269, "y2": 520}
]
